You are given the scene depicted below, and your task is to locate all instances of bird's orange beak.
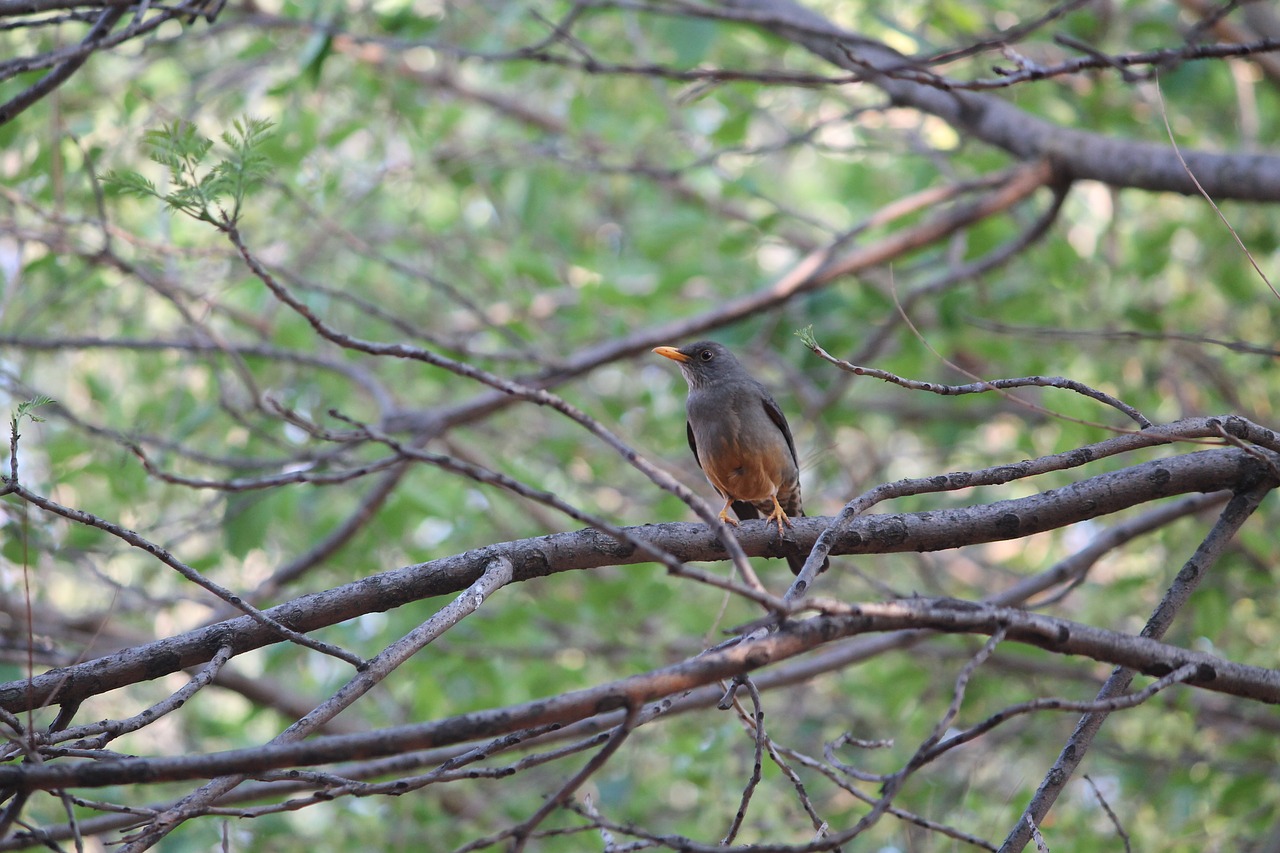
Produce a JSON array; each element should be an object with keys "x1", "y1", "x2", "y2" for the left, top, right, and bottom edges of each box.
[{"x1": 652, "y1": 346, "x2": 690, "y2": 363}]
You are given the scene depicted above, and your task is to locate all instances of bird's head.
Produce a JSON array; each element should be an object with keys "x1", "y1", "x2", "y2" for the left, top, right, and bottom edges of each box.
[{"x1": 652, "y1": 341, "x2": 743, "y2": 390}]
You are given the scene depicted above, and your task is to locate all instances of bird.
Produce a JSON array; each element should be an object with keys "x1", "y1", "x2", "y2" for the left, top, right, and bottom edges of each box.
[{"x1": 653, "y1": 341, "x2": 828, "y2": 575}]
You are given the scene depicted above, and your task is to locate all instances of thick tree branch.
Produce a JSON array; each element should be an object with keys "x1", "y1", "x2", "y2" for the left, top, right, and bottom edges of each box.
[
  {"x1": 6, "y1": 491, "x2": 1224, "y2": 847},
  {"x1": 2, "y1": 597, "x2": 1278, "y2": 795},
  {"x1": 0, "y1": 437, "x2": 1272, "y2": 715},
  {"x1": 718, "y1": 0, "x2": 1280, "y2": 200}
]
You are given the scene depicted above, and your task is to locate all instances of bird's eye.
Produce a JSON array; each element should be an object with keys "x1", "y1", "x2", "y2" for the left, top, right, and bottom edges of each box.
[{"x1": 699, "y1": 349, "x2": 714, "y2": 361}]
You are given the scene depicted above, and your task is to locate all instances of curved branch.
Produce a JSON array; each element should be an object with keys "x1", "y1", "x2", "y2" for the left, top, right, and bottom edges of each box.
[
  {"x1": 1, "y1": 437, "x2": 1273, "y2": 714},
  {"x1": 0, "y1": 6, "x2": 124, "y2": 124},
  {"x1": 2, "y1": 597, "x2": 1279, "y2": 795},
  {"x1": 385, "y1": 161, "x2": 1054, "y2": 435},
  {"x1": 999, "y1": 476, "x2": 1274, "y2": 852},
  {"x1": 803, "y1": 336, "x2": 1153, "y2": 428},
  {"x1": 786, "y1": 415, "x2": 1280, "y2": 586},
  {"x1": 718, "y1": 0, "x2": 1280, "y2": 200}
]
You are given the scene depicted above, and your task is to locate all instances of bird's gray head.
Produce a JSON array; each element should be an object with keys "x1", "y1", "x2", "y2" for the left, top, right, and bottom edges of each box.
[{"x1": 652, "y1": 341, "x2": 747, "y2": 390}]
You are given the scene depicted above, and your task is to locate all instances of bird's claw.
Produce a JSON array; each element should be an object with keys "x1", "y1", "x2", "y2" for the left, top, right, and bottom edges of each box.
[{"x1": 765, "y1": 497, "x2": 792, "y2": 537}]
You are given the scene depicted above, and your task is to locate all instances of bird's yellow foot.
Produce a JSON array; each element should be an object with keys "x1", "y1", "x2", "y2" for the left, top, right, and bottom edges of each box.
[
  {"x1": 718, "y1": 503, "x2": 739, "y2": 526},
  {"x1": 765, "y1": 496, "x2": 793, "y2": 536}
]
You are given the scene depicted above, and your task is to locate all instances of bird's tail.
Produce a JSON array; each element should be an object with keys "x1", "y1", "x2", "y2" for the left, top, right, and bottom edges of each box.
[{"x1": 786, "y1": 535, "x2": 830, "y2": 575}]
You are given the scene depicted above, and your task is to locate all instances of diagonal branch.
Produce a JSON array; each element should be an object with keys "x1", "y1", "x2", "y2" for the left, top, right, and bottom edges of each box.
[
  {"x1": 5, "y1": 598, "x2": 1280, "y2": 795},
  {"x1": 0, "y1": 6, "x2": 124, "y2": 125},
  {"x1": 0, "y1": 440, "x2": 1273, "y2": 715},
  {"x1": 716, "y1": 0, "x2": 1280, "y2": 200},
  {"x1": 118, "y1": 557, "x2": 516, "y2": 850},
  {"x1": 384, "y1": 161, "x2": 1054, "y2": 435},
  {"x1": 997, "y1": 480, "x2": 1275, "y2": 853}
]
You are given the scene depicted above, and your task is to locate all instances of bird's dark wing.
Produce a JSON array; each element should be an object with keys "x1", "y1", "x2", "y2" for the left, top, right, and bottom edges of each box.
[
  {"x1": 760, "y1": 390, "x2": 799, "y2": 468},
  {"x1": 686, "y1": 420, "x2": 700, "y2": 469}
]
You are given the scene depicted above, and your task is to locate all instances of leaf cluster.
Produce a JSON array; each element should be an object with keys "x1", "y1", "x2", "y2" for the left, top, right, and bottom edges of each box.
[{"x1": 102, "y1": 117, "x2": 273, "y2": 225}]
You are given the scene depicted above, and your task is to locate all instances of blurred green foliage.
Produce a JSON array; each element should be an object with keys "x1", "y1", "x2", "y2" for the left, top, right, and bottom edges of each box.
[{"x1": 2, "y1": 0, "x2": 1279, "y2": 848}]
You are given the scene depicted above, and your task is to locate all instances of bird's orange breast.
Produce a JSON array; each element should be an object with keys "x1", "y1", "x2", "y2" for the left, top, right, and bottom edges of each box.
[{"x1": 695, "y1": 428, "x2": 794, "y2": 505}]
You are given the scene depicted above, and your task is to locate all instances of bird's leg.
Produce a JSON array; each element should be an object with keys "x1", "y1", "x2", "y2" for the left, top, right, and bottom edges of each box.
[
  {"x1": 764, "y1": 494, "x2": 793, "y2": 536},
  {"x1": 718, "y1": 496, "x2": 739, "y2": 526}
]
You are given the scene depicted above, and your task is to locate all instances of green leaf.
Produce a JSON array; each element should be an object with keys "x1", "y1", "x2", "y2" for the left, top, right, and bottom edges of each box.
[
  {"x1": 298, "y1": 30, "x2": 334, "y2": 86},
  {"x1": 100, "y1": 169, "x2": 159, "y2": 199},
  {"x1": 14, "y1": 395, "x2": 54, "y2": 423}
]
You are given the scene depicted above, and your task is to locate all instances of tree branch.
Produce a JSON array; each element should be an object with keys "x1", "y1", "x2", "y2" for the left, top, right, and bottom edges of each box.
[
  {"x1": 998, "y1": 479, "x2": 1275, "y2": 852},
  {"x1": 717, "y1": 0, "x2": 1280, "y2": 200},
  {"x1": 0, "y1": 439, "x2": 1272, "y2": 715},
  {"x1": 2, "y1": 597, "x2": 1279, "y2": 796}
]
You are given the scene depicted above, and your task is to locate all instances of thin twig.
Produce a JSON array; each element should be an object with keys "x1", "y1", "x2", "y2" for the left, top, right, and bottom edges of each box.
[
  {"x1": 223, "y1": 223, "x2": 768, "y2": 595},
  {"x1": 803, "y1": 338, "x2": 1152, "y2": 428},
  {"x1": 1083, "y1": 775, "x2": 1132, "y2": 853},
  {"x1": 721, "y1": 676, "x2": 766, "y2": 845},
  {"x1": 1155, "y1": 77, "x2": 1280, "y2": 301},
  {"x1": 4, "y1": 482, "x2": 362, "y2": 668},
  {"x1": 120, "y1": 557, "x2": 515, "y2": 850}
]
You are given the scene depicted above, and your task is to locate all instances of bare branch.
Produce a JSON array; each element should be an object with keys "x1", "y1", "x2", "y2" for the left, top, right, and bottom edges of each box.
[
  {"x1": 1, "y1": 438, "x2": 1270, "y2": 715},
  {"x1": 3, "y1": 481, "x2": 363, "y2": 669},
  {"x1": 999, "y1": 480, "x2": 1275, "y2": 852},
  {"x1": 718, "y1": 0, "x2": 1280, "y2": 200},
  {"x1": 3, "y1": 595, "x2": 1279, "y2": 798},
  {"x1": 803, "y1": 335, "x2": 1153, "y2": 428}
]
